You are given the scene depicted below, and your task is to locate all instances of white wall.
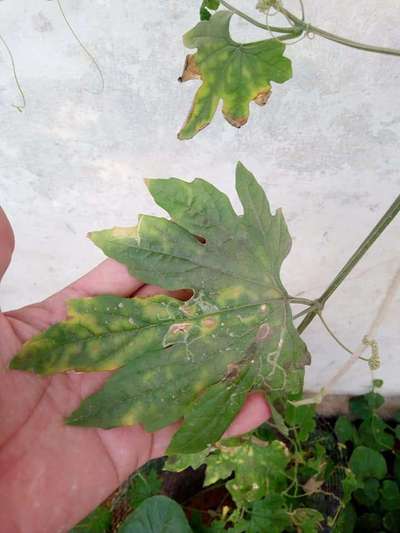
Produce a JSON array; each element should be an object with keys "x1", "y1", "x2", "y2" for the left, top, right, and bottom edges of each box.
[{"x1": 0, "y1": 0, "x2": 399, "y2": 395}]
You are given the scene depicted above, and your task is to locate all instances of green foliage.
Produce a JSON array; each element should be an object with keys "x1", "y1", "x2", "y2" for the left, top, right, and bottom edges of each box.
[
  {"x1": 381, "y1": 480, "x2": 400, "y2": 512},
  {"x1": 284, "y1": 403, "x2": 316, "y2": 441},
  {"x1": 71, "y1": 387, "x2": 400, "y2": 532},
  {"x1": 69, "y1": 506, "x2": 112, "y2": 533},
  {"x1": 335, "y1": 415, "x2": 358, "y2": 444},
  {"x1": 178, "y1": 11, "x2": 292, "y2": 139},
  {"x1": 349, "y1": 446, "x2": 387, "y2": 480},
  {"x1": 200, "y1": 0, "x2": 220, "y2": 20},
  {"x1": 248, "y1": 495, "x2": 291, "y2": 532},
  {"x1": 11, "y1": 163, "x2": 308, "y2": 454},
  {"x1": 119, "y1": 496, "x2": 192, "y2": 532},
  {"x1": 127, "y1": 468, "x2": 162, "y2": 509}
]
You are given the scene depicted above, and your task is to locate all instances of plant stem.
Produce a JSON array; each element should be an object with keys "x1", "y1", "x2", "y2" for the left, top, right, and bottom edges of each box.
[
  {"x1": 219, "y1": 0, "x2": 296, "y2": 34},
  {"x1": 288, "y1": 297, "x2": 317, "y2": 306},
  {"x1": 277, "y1": 5, "x2": 400, "y2": 57},
  {"x1": 219, "y1": 0, "x2": 400, "y2": 57},
  {"x1": 298, "y1": 194, "x2": 400, "y2": 334},
  {"x1": 0, "y1": 34, "x2": 26, "y2": 112}
]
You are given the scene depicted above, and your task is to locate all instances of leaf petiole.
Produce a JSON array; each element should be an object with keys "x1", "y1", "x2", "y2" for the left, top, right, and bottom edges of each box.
[
  {"x1": 277, "y1": 4, "x2": 400, "y2": 57},
  {"x1": 219, "y1": 0, "x2": 296, "y2": 34},
  {"x1": 220, "y1": 0, "x2": 400, "y2": 58}
]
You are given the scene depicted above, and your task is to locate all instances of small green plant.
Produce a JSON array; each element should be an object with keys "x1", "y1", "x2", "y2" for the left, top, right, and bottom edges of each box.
[{"x1": 71, "y1": 385, "x2": 400, "y2": 532}]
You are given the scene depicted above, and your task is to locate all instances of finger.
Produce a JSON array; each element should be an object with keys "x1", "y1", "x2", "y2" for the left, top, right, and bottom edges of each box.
[
  {"x1": 0, "y1": 208, "x2": 15, "y2": 281},
  {"x1": 7, "y1": 259, "x2": 145, "y2": 328},
  {"x1": 43, "y1": 259, "x2": 145, "y2": 319},
  {"x1": 223, "y1": 392, "x2": 270, "y2": 438}
]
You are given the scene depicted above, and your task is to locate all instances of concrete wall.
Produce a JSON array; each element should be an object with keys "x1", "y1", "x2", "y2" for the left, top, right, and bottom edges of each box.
[{"x1": 0, "y1": 0, "x2": 399, "y2": 395}]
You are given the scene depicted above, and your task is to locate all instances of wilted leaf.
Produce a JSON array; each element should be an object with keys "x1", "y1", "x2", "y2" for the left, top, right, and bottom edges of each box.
[
  {"x1": 203, "y1": 439, "x2": 290, "y2": 506},
  {"x1": 10, "y1": 163, "x2": 308, "y2": 454},
  {"x1": 178, "y1": 11, "x2": 292, "y2": 139},
  {"x1": 291, "y1": 508, "x2": 324, "y2": 533},
  {"x1": 164, "y1": 449, "x2": 210, "y2": 473},
  {"x1": 119, "y1": 496, "x2": 192, "y2": 533}
]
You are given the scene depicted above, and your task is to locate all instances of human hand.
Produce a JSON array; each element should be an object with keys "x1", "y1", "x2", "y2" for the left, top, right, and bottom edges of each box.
[{"x1": 0, "y1": 208, "x2": 270, "y2": 533}]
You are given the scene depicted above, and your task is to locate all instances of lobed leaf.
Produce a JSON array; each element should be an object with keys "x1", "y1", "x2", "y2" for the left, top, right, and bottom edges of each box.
[
  {"x1": 178, "y1": 11, "x2": 292, "y2": 139},
  {"x1": 10, "y1": 163, "x2": 309, "y2": 453}
]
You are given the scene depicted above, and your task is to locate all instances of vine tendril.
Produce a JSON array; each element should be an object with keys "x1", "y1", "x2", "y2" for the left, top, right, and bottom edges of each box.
[
  {"x1": 0, "y1": 33, "x2": 26, "y2": 112},
  {"x1": 52, "y1": 0, "x2": 104, "y2": 94}
]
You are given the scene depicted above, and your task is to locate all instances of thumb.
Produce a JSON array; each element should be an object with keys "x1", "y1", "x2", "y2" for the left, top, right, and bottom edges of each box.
[{"x1": 0, "y1": 208, "x2": 15, "y2": 281}]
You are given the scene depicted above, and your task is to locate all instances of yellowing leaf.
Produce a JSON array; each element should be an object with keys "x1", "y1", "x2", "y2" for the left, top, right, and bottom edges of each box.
[
  {"x1": 178, "y1": 11, "x2": 292, "y2": 139},
  {"x1": 10, "y1": 163, "x2": 309, "y2": 454}
]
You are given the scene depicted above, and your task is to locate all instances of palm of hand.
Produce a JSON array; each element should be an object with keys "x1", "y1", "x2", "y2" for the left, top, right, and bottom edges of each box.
[{"x1": 0, "y1": 209, "x2": 269, "y2": 533}]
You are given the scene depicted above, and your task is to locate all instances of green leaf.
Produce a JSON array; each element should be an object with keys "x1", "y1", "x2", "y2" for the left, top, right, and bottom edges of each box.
[
  {"x1": 381, "y1": 480, "x2": 400, "y2": 511},
  {"x1": 383, "y1": 511, "x2": 400, "y2": 533},
  {"x1": 349, "y1": 392, "x2": 384, "y2": 419},
  {"x1": 201, "y1": 439, "x2": 290, "y2": 506},
  {"x1": 200, "y1": 0, "x2": 220, "y2": 20},
  {"x1": 291, "y1": 508, "x2": 324, "y2": 533},
  {"x1": 349, "y1": 446, "x2": 387, "y2": 480},
  {"x1": 285, "y1": 403, "x2": 316, "y2": 441},
  {"x1": 373, "y1": 378, "x2": 384, "y2": 389},
  {"x1": 341, "y1": 470, "x2": 363, "y2": 505},
  {"x1": 164, "y1": 449, "x2": 210, "y2": 472},
  {"x1": 248, "y1": 495, "x2": 291, "y2": 533},
  {"x1": 353, "y1": 478, "x2": 380, "y2": 507},
  {"x1": 395, "y1": 455, "x2": 400, "y2": 484},
  {"x1": 334, "y1": 416, "x2": 357, "y2": 443},
  {"x1": 178, "y1": 11, "x2": 292, "y2": 139},
  {"x1": 332, "y1": 504, "x2": 357, "y2": 533},
  {"x1": 11, "y1": 163, "x2": 309, "y2": 454},
  {"x1": 355, "y1": 513, "x2": 381, "y2": 531},
  {"x1": 69, "y1": 506, "x2": 112, "y2": 533},
  {"x1": 119, "y1": 496, "x2": 192, "y2": 533},
  {"x1": 221, "y1": 440, "x2": 289, "y2": 505},
  {"x1": 127, "y1": 468, "x2": 162, "y2": 509},
  {"x1": 358, "y1": 414, "x2": 394, "y2": 451}
]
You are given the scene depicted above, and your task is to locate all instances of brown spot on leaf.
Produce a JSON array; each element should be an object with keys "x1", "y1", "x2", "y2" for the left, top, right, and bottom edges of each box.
[
  {"x1": 178, "y1": 54, "x2": 201, "y2": 83},
  {"x1": 256, "y1": 323, "x2": 271, "y2": 342},
  {"x1": 202, "y1": 317, "x2": 217, "y2": 329},
  {"x1": 225, "y1": 363, "x2": 240, "y2": 380},
  {"x1": 169, "y1": 323, "x2": 192, "y2": 335},
  {"x1": 223, "y1": 112, "x2": 248, "y2": 129},
  {"x1": 253, "y1": 88, "x2": 271, "y2": 106}
]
